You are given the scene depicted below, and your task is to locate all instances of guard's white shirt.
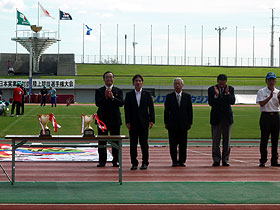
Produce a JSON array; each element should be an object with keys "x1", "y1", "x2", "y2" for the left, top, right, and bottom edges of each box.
[
  {"x1": 256, "y1": 87, "x2": 280, "y2": 112},
  {"x1": 135, "y1": 88, "x2": 142, "y2": 107}
]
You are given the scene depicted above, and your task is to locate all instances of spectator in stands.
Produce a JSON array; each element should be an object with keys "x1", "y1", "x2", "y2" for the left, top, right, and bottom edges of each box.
[
  {"x1": 256, "y1": 72, "x2": 280, "y2": 167},
  {"x1": 164, "y1": 78, "x2": 193, "y2": 167},
  {"x1": 40, "y1": 85, "x2": 48, "y2": 107},
  {"x1": 20, "y1": 83, "x2": 27, "y2": 115},
  {"x1": 7, "y1": 61, "x2": 14, "y2": 75},
  {"x1": 124, "y1": 74, "x2": 155, "y2": 170},
  {"x1": 208, "y1": 74, "x2": 235, "y2": 167},
  {"x1": 95, "y1": 71, "x2": 124, "y2": 167},
  {"x1": 49, "y1": 86, "x2": 57, "y2": 107},
  {"x1": 10, "y1": 82, "x2": 23, "y2": 117}
]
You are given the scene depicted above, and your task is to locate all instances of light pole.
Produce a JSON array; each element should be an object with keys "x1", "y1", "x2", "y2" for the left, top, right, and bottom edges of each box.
[
  {"x1": 133, "y1": 24, "x2": 138, "y2": 64},
  {"x1": 133, "y1": 41, "x2": 138, "y2": 64},
  {"x1": 215, "y1": 26, "x2": 227, "y2": 66},
  {"x1": 125, "y1": 34, "x2": 127, "y2": 64}
]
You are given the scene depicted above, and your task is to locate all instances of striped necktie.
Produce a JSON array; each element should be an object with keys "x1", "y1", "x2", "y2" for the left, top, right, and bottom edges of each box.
[{"x1": 177, "y1": 94, "x2": 181, "y2": 107}]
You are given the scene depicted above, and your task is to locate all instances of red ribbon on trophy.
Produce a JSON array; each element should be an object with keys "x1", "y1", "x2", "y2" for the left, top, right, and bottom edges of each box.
[
  {"x1": 38, "y1": 113, "x2": 61, "y2": 135},
  {"x1": 81, "y1": 114, "x2": 107, "y2": 133},
  {"x1": 49, "y1": 113, "x2": 61, "y2": 133},
  {"x1": 94, "y1": 114, "x2": 107, "y2": 132}
]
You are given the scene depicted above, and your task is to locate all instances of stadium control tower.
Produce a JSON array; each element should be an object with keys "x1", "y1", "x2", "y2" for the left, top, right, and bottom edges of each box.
[{"x1": 11, "y1": 25, "x2": 59, "y2": 94}]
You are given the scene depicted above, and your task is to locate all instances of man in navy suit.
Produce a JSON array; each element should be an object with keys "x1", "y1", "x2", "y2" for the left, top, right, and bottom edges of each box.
[
  {"x1": 164, "y1": 78, "x2": 193, "y2": 167},
  {"x1": 208, "y1": 74, "x2": 235, "y2": 167},
  {"x1": 125, "y1": 74, "x2": 155, "y2": 170},
  {"x1": 95, "y1": 71, "x2": 124, "y2": 167}
]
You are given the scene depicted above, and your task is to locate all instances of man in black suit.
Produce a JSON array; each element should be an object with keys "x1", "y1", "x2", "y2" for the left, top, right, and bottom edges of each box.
[
  {"x1": 20, "y1": 83, "x2": 27, "y2": 115},
  {"x1": 208, "y1": 74, "x2": 235, "y2": 167},
  {"x1": 95, "y1": 71, "x2": 124, "y2": 167},
  {"x1": 164, "y1": 78, "x2": 193, "y2": 167},
  {"x1": 124, "y1": 74, "x2": 155, "y2": 170}
]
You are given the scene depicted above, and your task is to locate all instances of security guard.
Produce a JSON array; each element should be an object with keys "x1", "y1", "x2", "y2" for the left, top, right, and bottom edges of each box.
[{"x1": 256, "y1": 72, "x2": 280, "y2": 167}]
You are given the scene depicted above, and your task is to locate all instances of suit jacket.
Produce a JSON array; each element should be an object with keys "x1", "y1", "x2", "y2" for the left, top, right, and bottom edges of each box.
[
  {"x1": 95, "y1": 86, "x2": 124, "y2": 128},
  {"x1": 124, "y1": 90, "x2": 155, "y2": 128},
  {"x1": 208, "y1": 85, "x2": 235, "y2": 125},
  {"x1": 164, "y1": 92, "x2": 193, "y2": 131}
]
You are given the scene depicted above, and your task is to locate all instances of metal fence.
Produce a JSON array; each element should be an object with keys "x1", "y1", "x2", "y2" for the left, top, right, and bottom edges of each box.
[{"x1": 75, "y1": 55, "x2": 279, "y2": 67}]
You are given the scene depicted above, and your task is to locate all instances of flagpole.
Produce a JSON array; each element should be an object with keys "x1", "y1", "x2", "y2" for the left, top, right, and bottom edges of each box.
[
  {"x1": 133, "y1": 24, "x2": 136, "y2": 64},
  {"x1": 37, "y1": 2, "x2": 39, "y2": 26},
  {"x1": 150, "y1": 24, "x2": 152, "y2": 64},
  {"x1": 201, "y1": 25, "x2": 204, "y2": 65},
  {"x1": 83, "y1": 23, "x2": 84, "y2": 63},
  {"x1": 99, "y1": 24, "x2": 102, "y2": 63},
  {"x1": 167, "y1": 25, "x2": 169, "y2": 65},
  {"x1": 184, "y1": 25, "x2": 186, "y2": 65},
  {"x1": 58, "y1": 9, "x2": 60, "y2": 62},
  {"x1": 116, "y1": 24, "x2": 118, "y2": 63},
  {"x1": 235, "y1": 26, "x2": 238, "y2": 66},
  {"x1": 252, "y1": 26, "x2": 255, "y2": 66},
  {"x1": 15, "y1": 8, "x2": 18, "y2": 63}
]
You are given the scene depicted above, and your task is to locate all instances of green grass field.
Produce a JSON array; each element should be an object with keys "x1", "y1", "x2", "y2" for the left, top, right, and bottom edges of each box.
[
  {"x1": 5, "y1": 64, "x2": 280, "y2": 86},
  {"x1": 0, "y1": 105, "x2": 261, "y2": 139}
]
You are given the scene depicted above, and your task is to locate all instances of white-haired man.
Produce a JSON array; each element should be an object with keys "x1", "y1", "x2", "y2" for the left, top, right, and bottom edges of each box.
[{"x1": 164, "y1": 78, "x2": 193, "y2": 167}]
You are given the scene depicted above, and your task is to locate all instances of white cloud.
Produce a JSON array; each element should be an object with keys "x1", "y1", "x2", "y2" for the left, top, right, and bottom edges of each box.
[
  {"x1": 0, "y1": 0, "x2": 24, "y2": 12},
  {"x1": 100, "y1": 13, "x2": 113, "y2": 18},
  {"x1": 40, "y1": 0, "x2": 280, "y2": 14}
]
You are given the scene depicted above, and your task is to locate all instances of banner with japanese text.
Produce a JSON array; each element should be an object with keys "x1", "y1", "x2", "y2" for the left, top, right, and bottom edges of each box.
[{"x1": 0, "y1": 79, "x2": 75, "y2": 89}]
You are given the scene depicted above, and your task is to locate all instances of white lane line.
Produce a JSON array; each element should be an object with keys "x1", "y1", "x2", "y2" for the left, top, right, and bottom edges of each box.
[
  {"x1": 0, "y1": 106, "x2": 39, "y2": 136},
  {"x1": 188, "y1": 148, "x2": 280, "y2": 170}
]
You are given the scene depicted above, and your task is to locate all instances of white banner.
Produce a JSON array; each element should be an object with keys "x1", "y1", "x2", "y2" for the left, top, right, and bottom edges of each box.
[
  {"x1": 235, "y1": 94, "x2": 257, "y2": 105},
  {"x1": 0, "y1": 79, "x2": 75, "y2": 89}
]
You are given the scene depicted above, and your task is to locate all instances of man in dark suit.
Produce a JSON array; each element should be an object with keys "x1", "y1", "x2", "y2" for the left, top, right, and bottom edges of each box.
[
  {"x1": 20, "y1": 83, "x2": 27, "y2": 115},
  {"x1": 125, "y1": 74, "x2": 155, "y2": 170},
  {"x1": 208, "y1": 74, "x2": 235, "y2": 167},
  {"x1": 95, "y1": 71, "x2": 124, "y2": 167},
  {"x1": 164, "y1": 78, "x2": 193, "y2": 167}
]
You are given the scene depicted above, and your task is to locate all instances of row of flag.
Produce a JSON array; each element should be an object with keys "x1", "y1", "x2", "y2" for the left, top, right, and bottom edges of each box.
[{"x1": 16, "y1": 2, "x2": 92, "y2": 35}]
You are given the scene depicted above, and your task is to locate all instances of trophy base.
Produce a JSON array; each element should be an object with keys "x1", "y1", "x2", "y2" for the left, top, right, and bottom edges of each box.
[
  {"x1": 83, "y1": 129, "x2": 95, "y2": 137},
  {"x1": 39, "y1": 129, "x2": 51, "y2": 137}
]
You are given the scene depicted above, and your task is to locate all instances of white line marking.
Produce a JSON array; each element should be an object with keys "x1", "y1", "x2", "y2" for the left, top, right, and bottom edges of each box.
[{"x1": 0, "y1": 106, "x2": 39, "y2": 136}]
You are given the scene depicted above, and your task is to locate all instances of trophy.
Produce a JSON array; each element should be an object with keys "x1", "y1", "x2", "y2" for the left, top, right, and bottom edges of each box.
[
  {"x1": 81, "y1": 114, "x2": 95, "y2": 137},
  {"x1": 31, "y1": 25, "x2": 42, "y2": 33},
  {"x1": 38, "y1": 114, "x2": 51, "y2": 137}
]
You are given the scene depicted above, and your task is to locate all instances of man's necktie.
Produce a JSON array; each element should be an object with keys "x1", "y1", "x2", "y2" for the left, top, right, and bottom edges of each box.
[
  {"x1": 177, "y1": 94, "x2": 181, "y2": 107},
  {"x1": 219, "y1": 88, "x2": 224, "y2": 97}
]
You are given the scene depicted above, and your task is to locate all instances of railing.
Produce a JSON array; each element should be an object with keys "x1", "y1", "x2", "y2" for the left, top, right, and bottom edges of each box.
[
  {"x1": 75, "y1": 54, "x2": 279, "y2": 67},
  {"x1": 16, "y1": 30, "x2": 58, "y2": 39}
]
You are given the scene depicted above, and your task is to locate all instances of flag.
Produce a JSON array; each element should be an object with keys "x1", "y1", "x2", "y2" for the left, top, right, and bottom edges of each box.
[
  {"x1": 60, "y1": 10, "x2": 72, "y2": 20},
  {"x1": 85, "y1": 25, "x2": 93, "y2": 35},
  {"x1": 17, "y1": 10, "x2": 31, "y2": 26},
  {"x1": 39, "y1": 3, "x2": 55, "y2": 19}
]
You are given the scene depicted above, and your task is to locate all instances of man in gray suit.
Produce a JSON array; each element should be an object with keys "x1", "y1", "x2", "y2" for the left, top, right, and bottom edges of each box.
[{"x1": 208, "y1": 74, "x2": 235, "y2": 167}]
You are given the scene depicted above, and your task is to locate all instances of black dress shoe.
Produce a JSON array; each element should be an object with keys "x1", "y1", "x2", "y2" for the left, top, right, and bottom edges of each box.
[
  {"x1": 97, "y1": 163, "x2": 106, "y2": 167},
  {"x1": 178, "y1": 163, "x2": 186, "y2": 167},
  {"x1": 113, "y1": 162, "x2": 119, "y2": 167},
  {"x1": 259, "y1": 163, "x2": 265, "y2": 167},
  {"x1": 212, "y1": 162, "x2": 220, "y2": 167},
  {"x1": 130, "y1": 165, "x2": 137, "y2": 170},
  {"x1": 172, "y1": 162, "x2": 178, "y2": 167},
  {"x1": 222, "y1": 162, "x2": 230, "y2": 167},
  {"x1": 140, "y1": 164, "x2": 148, "y2": 170},
  {"x1": 271, "y1": 163, "x2": 280, "y2": 167}
]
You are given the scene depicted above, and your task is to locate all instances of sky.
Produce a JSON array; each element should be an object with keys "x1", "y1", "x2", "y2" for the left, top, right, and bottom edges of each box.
[{"x1": 1, "y1": 0, "x2": 280, "y2": 65}]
